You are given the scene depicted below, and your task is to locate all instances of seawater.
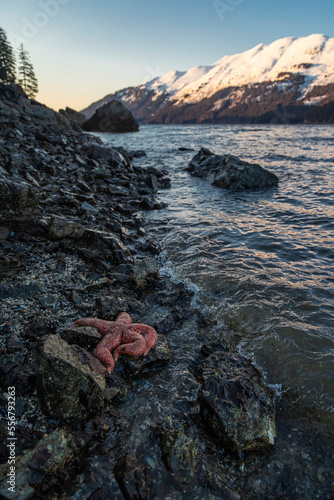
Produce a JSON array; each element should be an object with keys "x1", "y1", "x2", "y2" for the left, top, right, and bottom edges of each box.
[{"x1": 100, "y1": 124, "x2": 334, "y2": 433}]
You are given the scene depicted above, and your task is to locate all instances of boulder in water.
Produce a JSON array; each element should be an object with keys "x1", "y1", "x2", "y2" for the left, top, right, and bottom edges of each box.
[
  {"x1": 199, "y1": 351, "x2": 276, "y2": 452},
  {"x1": 187, "y1": 148, "x2": 279, "y2": 191}
]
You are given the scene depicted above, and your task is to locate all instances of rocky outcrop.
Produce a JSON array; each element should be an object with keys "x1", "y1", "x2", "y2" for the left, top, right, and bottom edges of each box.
[
  {"x1": 199, "y1": 351, "x2": 276, "y2": 452},
  {"x1": 59, "y1": 106, "x2": 86, "y2": 131},
  {"x1": 187, "y1": 148, "x2": 279, "y2": 191},
  {"x1": 83, "y1": 99, "x2": 139, "y2": 133}
]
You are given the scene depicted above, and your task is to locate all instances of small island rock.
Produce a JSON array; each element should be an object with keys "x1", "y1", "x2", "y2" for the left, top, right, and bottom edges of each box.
[{"x1": 187, "y1": 148, "x2": 279, "y2": 191}]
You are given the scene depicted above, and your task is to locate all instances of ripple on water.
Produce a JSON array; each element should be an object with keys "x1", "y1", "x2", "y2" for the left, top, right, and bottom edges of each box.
[{"x1": 99, "y1": 124, "x2": 334, "y2": 430}]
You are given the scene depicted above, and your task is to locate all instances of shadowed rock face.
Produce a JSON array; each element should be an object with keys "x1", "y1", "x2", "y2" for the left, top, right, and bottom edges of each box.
[
  {"x1": 83, "y1": 100, "x2": 139, "y2": 133},
  {"x1": 199, "y1": 351, "x2": 276, "y2": 452},
  {"x1": 38, "y1": 334, "x2": 106, "y2": 420},
  {"x1": 187, "y1": 148, "x2": 279, "y2": 191}
]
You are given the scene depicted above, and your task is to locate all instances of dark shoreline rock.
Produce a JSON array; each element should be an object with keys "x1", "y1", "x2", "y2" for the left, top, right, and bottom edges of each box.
[
  {"x1": 187, "y1": 148, "x2": 279, "y2": 191},
  {"x1": 199, "y1": 351, "x2": 276, "y2": 452}
]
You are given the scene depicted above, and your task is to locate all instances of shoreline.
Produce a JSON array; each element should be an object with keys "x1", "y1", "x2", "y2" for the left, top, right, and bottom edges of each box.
[{"x1": 1, "y1": 85, "x2": 333, "y2": 499}]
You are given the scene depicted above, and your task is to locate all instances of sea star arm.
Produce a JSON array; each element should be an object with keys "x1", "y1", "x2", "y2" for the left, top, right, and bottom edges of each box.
[
  {"x1": 113, "y1": 329, "x2": 146, "y2": 361},
  {"x1": 130, "y1": 324, "x2": 158, "y2": 355},
  {"x1": 71, "y1": 318, "x2": 114, "y2": 335},
  {"x1": 115, "y1": 312, "x2": 132, "y2": 324},
  {"x1": 93, "y1": 331, "x2": 122, "y2": 373}
]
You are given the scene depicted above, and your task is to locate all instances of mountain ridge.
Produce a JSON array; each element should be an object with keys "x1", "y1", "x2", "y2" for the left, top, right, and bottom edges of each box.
[{"x1": 81, "y1": 34, "x2": 334, "y2": 124}]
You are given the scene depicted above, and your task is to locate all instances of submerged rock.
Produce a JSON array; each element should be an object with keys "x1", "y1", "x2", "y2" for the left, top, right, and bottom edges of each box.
[
  {"x1": 159, "y1": 419, "x2": 200, "y2": 486},
  {"x1": 199, "y1": 351, "x2": 276, "y2": 452},
  {"x1": 83, "y1": 100, "x2": 139, "y2": 133},
  {"x1": 38, "y1": 334, "x2": 106, "y2": 420},
  {"x1": 187, "y1": 148, "x2": 279, "y2": 191}
]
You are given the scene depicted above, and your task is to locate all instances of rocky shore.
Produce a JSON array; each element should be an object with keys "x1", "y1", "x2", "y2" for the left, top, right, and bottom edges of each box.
[{"x1": 0, "y1": 85, "x2": 331, "y2": 499}]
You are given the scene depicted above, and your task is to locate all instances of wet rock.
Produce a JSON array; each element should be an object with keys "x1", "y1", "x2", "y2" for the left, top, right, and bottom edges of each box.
[
  {"x1": 0, "y1": 176, "x2": 39, "y2": 212},
  {"x1": 47, "y1": 215, "x2": 85, "y2": 240},
  {"x1": 187, "y1": 148, "x2": 279, "y2": 191},
  {"x1": 131, "y1": 257, "x2": 159, "y2": 289},
  {"x1": 60, "y1": 326, "x2": 102, "y2": 349},
  {"x1": 83, "y1": 100, "x2": 139, "y2": 133},
  {"x1": 121, "y1": 334, "x2": 171, "y2": 376},
  {"x1": 146, "y1": 174, "x2": 159, "y2": 192},
  {"x1": 128, "y1": 149, "x2": 146, "y2": 159},
  {"x1": 199, "y1": 351, "x2": 276, "y2": 452},
  {"x1": 205, "y1": 461, "x2": 241, "y2": 499},
  {"x1": 38, "y1": 334, "x2": 106, "y2": 420},
  {"x1": 0, "y1": 429, "x2": 86, "y2": 500},
  {"x1": 114, "y1": 453, "x2": 156, "y2": 499},
  {"x1": 159, "y1": 418, "x2": 200, "y2": 485}
]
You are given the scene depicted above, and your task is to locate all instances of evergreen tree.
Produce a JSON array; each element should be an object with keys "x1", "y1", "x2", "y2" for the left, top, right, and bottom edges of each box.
[
  {"x1": 18, "y1": 44, "x2": 38, "y2": 99},
  {"x1": 0, "y1": 27, "x2": 16, "y2": 84}
]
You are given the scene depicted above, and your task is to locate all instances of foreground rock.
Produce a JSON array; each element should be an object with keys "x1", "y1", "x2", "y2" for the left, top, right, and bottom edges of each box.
[
  {"x1": 38, "y1": 335, "x2": 106, "y2": 420},
  {"x1": 0, "y1": 429, "x2": 86, "y2": 500},
  {"x1": 187, "y1": 148, "x2": 279, "y2": 191},
  {"x1": 199, "y1": 351, "x2": 276, "y2": 451},
  {"x1": 83, "y1": 99, "x2": 139, "y2": 133}
]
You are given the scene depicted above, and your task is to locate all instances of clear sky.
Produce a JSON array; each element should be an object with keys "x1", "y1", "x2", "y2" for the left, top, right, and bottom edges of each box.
[{"x1": 2, "y1": 0, "x2": 334, "y2": 111}]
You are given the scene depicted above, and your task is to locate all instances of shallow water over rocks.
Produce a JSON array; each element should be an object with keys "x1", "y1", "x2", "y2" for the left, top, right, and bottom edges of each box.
[{"x1": 100, "y1": 123, "x2": 334, "y2": 496}]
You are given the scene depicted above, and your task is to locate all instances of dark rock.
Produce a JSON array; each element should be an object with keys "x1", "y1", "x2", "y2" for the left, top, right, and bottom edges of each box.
[
  {"x1": 59, "y1": 107, "x2": 85, "y2": 130},
  {"x1": 187, "y1": 148, "x2": 279, "y2": 191},
  {"x1": 199, "y1": 351, "x2": 276, "y2": 451},
  {"x1": 60, "y1": 326, "x2": 102, "y2": 349},
  {"x1": 0, "y1": 227, "x2": 10, "y2": 240},
  {"x1": 83, "y1": 100, "x2": 139, "y2": 133},
  {"x1": 0, "y1": 429, "x2": 86, "y2": 499},
  {"x1": 0, "y1": 176, "x2": 39, "y2": 212},
  {"x1": 38, "y1": 334, "x2": 106, "y2": 420},
  {"x1": 81, "y1": 201, "x2": 99, "y2": 216},
  {"x1": 95, "y1": 295, "x2": 129, "y2": 320},
  {"x1": 108, "y1": 184, "x2": 130, "y2": 196},
  {"x1": 159, "y1": 419, "x2": 200, "y2": 486},
  {"x1": 146, "y1": 174, "x2": 159, "y2": 192},
  {"x1": 47, "y1": 215, "x2": 85, "y2": 240},
  {"x1": 120, "y1": 334, "x2": 171, "y2": 376},
  {"x1": 81, "y1": 142, "x2": 130, "y2": 166},
  {"x1": 131, "y1": 257, "x2": 159, "y2": 289},
  {"x1": 129, "y1": 149, "x2": 146, "y2": 158}
]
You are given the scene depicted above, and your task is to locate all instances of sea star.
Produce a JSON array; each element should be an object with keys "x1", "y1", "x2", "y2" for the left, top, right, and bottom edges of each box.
[{"x1": 72, "y1": 312, "x2": 158, "y2": 373}]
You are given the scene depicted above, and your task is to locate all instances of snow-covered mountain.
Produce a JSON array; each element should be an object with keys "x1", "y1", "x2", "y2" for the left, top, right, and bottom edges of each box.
[{"x1": 82, "y1": 34, "x2": 334, "y2": 124}]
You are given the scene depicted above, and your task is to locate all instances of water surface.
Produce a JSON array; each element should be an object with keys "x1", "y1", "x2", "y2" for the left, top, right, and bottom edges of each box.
[{"x1": 101, "y1": 124, "x2": 334, "y2": 430}]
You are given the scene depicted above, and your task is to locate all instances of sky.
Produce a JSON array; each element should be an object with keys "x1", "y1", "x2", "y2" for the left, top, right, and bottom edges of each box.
[{"x1": 2, "y1": 0, "x2": 334, "y2": 111}]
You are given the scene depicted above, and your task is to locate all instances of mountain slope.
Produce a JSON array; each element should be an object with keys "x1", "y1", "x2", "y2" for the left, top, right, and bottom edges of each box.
[{"x1": 82, "y1": 34, "x2": 334, "y2": 124}]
